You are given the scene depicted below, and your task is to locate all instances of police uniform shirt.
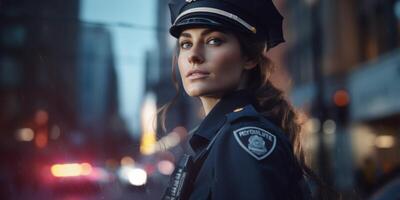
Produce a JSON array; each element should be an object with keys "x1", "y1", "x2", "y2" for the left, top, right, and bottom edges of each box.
[{"x1": 188, "y1": 89, "x2": 305, "y2": 200}]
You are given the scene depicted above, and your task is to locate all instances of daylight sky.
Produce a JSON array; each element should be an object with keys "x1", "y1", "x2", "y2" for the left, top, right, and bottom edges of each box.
[{"x1": 80, "y1": 0, "x2": 157, "y2": 136}]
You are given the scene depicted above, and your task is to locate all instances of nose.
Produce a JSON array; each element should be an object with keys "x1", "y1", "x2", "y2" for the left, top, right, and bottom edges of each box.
[{"x1": 188, "y1": 43, "x2": 205, "y2": 65}]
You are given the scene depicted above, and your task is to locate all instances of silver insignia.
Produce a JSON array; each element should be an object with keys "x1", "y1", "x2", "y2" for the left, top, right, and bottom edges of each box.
[
  {"x1": 233, "y1": 126, "x2": 276, "y2": 160},
  {"x1": 248, "y1": 135, "x2": 268, "y2": 156}
]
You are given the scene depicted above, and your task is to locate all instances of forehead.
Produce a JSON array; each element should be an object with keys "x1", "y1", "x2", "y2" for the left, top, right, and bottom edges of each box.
[{"x1": 179, "y1": 27, "x2": 230, "y2": 38}]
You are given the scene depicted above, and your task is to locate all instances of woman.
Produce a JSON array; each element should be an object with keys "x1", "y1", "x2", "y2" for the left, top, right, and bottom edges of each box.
[{"x1": 162, "y1": 0, "x2": 313, "y2": 199}]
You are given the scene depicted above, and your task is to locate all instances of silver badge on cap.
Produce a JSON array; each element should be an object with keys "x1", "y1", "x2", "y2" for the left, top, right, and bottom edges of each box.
[
  {"x1": 185, "y1": 0, "x2": 196, "y2": 2},
  {"x1": 233, "y1": 126, "x2": 276, "y2": 160}
]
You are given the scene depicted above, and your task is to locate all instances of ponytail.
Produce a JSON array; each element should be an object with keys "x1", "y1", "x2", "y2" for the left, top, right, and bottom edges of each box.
[{"x1": 248, "y1": 56, "x2": 305, "y2": 175}]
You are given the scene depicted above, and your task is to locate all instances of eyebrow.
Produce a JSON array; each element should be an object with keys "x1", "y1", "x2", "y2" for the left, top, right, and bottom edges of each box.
[{"x1": 179, "y1": 28, "x2": 226, "y2": 39}]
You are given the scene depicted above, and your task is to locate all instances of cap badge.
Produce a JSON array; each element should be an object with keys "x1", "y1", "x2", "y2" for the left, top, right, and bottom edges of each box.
[
  {"x1": 233, "y1": 126, "x2": 276, "y2": 160},
  {"x1": 185, "y1": 0, "x2": 196, "y2": 3},
  {"x1": 233, "y1": 107, "x2": 244, "y2": 112}
]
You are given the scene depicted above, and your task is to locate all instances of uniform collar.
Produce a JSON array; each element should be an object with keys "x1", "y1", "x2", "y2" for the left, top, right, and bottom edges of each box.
[{"x1": 189, "y1": 89, "x2": 257, "y2": 153}]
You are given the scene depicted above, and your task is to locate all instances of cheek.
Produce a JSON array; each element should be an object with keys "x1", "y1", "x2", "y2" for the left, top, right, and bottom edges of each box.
[
  {"x1": 176, "y1": 44, "x2": 245, "y2": 96},
  {"x1": 177, "y1": 55, "x2": 185, "y2": 76},
  {"x1": 208, "y1": 49, "x2": 243, "y2": 82},
  {"x1": 177, "y1": 53, "x2": 188, "y2": 78},
  {"x1": 177, "y1": 53, "x2": 193, "y2": 93}
]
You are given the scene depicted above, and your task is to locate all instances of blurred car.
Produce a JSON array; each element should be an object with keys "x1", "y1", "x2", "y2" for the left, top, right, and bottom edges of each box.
[{"x1": 38, "y1": 160, "x2": 112, "y2": 195}]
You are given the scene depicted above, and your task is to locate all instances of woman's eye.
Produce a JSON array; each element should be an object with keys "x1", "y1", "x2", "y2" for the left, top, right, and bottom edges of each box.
[
  {"x1": 207, "y1": 38, "x2": 223, "y2": 46},
  {"x1": 180, "y1": 42, "x2": 192, "y2": 49}
]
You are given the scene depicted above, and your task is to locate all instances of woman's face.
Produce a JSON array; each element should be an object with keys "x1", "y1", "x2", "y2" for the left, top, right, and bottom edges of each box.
[{"x1": 177, "y1": 28, "x2": 255, "y2": 97}]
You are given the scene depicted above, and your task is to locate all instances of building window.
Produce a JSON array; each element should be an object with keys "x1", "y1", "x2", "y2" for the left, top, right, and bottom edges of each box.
[
  {"x1": 0, "y1": 25, "x2": 26, "y2": 48},
  {"x1": 358, "y1": 0, "x2": 400, "y2": 61},
  {"x1": 0, "y1": 56, "x2": 21, "y2": 87}
]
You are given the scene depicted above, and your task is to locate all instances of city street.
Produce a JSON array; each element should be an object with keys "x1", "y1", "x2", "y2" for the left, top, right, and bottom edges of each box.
[
  {"x1": 9, "y1": 178, "x2": 167, "y2": 200},
  {"x1": 1, "y1": 0, "x2": 399, "y2": 199}
]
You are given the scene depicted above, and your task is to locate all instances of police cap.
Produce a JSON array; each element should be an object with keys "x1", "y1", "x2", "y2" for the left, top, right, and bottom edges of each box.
[{"x1": 168, "y1": 0, "x2": 285, "y2": 49}]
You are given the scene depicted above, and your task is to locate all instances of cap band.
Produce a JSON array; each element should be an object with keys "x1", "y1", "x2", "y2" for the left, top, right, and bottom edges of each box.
[{"x1": 173, "y1": 7, "x2": 257, "y2": 33}]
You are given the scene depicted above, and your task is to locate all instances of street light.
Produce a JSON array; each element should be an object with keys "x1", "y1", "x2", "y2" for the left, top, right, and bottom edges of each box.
[{"x1": 140, "y1": 93, "x2": 158, "y2": 155}]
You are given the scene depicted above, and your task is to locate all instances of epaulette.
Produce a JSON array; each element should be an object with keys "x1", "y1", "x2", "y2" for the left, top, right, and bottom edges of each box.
[{"x1": 226, "y1": 104, "x2": 260, "y2": 123}]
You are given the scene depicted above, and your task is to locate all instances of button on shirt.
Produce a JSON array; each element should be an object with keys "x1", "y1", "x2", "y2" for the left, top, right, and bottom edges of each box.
[{"x1": 188, "y1": 89, "x2": 304, "y2": 200}]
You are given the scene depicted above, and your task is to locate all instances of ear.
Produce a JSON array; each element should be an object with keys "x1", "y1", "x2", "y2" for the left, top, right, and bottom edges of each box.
[{"x1": 243, "y1": 58, "x2": 258, "y2": 70}]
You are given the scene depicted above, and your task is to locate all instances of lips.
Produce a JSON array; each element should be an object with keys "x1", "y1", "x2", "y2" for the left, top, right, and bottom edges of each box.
[{"x1": 186, "y1": 69, "x2": 210, "y2": 80}]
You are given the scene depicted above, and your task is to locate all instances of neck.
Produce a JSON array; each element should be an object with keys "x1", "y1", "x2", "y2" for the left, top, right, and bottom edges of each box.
[{"x1": 200, "y1": 96, "x2": 221, "y2": 115}]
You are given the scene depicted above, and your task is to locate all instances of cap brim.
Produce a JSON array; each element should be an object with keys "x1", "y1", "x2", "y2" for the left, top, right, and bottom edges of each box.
[{"x1": 169, "y1": 13, "x2": 251, "y2": 38}]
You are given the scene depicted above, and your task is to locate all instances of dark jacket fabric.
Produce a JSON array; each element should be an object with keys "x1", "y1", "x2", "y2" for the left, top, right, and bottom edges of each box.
[{"x1": 187, "y1": 89, "x2": 309, "y2": 200}]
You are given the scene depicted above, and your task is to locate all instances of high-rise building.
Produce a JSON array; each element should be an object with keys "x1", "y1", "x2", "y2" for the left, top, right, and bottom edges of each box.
[
  {"x1": 283, "y1": 0, "x2": 400, "y2": 198},
  {"x1": 0, "y1": 0, "x2": 131, "y2": 196}
]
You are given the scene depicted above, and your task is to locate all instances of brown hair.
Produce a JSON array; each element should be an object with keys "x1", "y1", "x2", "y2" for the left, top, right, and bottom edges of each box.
[
  {"x1": 235, "y1": 32, "x2": 339, "y2": 199},
  {"x1": 233, "y1": 32, "x2": 303, "y2": 162}
]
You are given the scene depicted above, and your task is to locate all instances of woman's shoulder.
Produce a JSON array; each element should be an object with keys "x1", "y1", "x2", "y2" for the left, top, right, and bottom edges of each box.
[
  {"x1": 210, "y1": 104, "x2": 302, "y2": 189},
  {"x1": 225, "y1": 104, "x2": 291, "y2": 144},
  {"x1": 222, "y1": 104, "x2": 294, "y2": 161}
]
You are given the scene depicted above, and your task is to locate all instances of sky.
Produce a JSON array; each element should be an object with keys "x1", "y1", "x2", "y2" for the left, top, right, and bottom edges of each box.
[{"x1": 80, "y1": 0, "x2": 157, "y2": 136}]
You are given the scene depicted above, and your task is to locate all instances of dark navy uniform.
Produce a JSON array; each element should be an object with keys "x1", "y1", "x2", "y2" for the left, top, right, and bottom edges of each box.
[{"x1": 187, "y1": 89, "x2": 308, "y2": 200}]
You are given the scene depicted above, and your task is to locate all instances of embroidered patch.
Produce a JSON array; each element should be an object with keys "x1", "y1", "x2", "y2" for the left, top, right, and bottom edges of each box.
[{"x1": 233, "y1": 126, "x2": 276, "y2": 160}]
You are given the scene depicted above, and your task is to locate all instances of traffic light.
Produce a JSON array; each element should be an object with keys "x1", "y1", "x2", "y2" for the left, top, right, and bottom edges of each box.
[{"x1": 332, "y1": 89, "x2": 350, "y2": 125}]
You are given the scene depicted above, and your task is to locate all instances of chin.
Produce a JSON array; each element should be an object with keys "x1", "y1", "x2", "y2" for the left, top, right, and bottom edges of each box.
[
  {"x1": 185, "y1": 87, "x2": 206, "y2": 97},
  {"x1": 183, "y1": 80, "x2": 238, "y2": 97},
  {"x1": 182, "y1": 82, "x2": 203, "y2": 97},
  {"x1": 184, "y1": 85, "x2": 225, "y2": 98},
  {"x1": 183, "y1": 84, "x2": 206, "y2": 96}
]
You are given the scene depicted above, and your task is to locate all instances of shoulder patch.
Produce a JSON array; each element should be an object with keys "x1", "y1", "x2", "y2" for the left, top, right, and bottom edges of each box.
[{"x1": 233, "y1": 126, "x2": 276, "y2": 160}]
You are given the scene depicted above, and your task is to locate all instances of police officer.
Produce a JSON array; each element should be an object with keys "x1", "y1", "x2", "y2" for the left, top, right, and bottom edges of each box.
[{"x1": 163, "y1": 0, "x2": 312, "y2": 199}]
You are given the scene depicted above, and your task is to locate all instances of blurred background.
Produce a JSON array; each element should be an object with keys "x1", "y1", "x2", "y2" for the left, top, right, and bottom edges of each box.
[{"x1": 0, "y1": 0, "x2": 399, "y2": 199}]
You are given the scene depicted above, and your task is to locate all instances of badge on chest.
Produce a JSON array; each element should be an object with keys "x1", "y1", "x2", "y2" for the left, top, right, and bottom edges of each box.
[{"x1": 233, "y1": 126, "x2": 276, "y2": 160}]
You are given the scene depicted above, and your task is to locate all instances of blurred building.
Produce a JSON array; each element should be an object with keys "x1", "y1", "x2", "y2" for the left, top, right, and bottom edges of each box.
[
  {"x1": 0, "y1": 0, "x2": 131, "y2": 197},
  {"x1": 77, "y1": 25, "x2": 133, "y2": 160},
  {"x1": 283, "y1": 0, "x2": 400, "y2": 198},
  {"x1": 0, "y1": 0, "x2": 80, "y2": 146},
  {"x1": 0, "y1": 1, "x2": 82, "y2": 196}
]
